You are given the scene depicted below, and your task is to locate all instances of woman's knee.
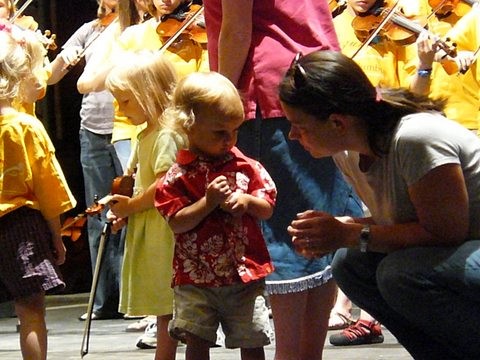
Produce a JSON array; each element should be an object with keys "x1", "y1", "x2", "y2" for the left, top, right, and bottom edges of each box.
[{"x1": 332, "y1": 248, "x2": 383, "y2": 285}]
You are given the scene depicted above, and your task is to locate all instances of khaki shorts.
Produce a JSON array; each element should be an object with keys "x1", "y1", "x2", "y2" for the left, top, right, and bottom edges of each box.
[{"x1": 169, "y1": 280, "x2": 271, "y2": 349}]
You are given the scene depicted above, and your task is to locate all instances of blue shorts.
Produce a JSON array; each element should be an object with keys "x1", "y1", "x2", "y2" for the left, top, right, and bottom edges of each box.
[
  {"x1": 0, "y1": 207, "x2": 65, "y2": 302},
  {"x1": 237, "y1": 116, "x2": 363, "y2": 294},
  {"x1": 169, "y1": 280, "x2": 271, "y2": 349}
]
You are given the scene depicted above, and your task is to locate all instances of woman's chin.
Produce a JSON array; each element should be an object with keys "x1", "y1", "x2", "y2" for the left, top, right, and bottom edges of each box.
[{"x1": 305, "y1": 148, "x2": 321, "y2": 158}]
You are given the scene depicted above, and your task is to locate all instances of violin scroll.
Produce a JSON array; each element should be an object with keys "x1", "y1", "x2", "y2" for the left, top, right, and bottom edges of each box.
[{"x1": 40, "y1": 29, "x2": 57, "y2": 51}]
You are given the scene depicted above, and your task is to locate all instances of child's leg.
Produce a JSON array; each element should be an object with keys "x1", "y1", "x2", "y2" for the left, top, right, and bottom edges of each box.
[
  {"x1": 240, "y1": 347, "x2": 265, "y2": 360},
  {"x1": 155, "y1": 314, "x2": 177, "y2": 360},
  {"x1": 185, "y1": 332, "x2": 211, "y2": 360},
  {"x1": 14, "y1": 292, "x2": 47, "y2": 360}
]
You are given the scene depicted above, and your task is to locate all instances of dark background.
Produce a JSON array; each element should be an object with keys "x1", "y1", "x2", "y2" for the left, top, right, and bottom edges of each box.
[{"x1": 23, "y1": 0, "x2": 100, "y2": 293}]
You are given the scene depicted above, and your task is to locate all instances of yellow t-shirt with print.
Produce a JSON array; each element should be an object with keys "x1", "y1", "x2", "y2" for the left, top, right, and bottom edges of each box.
[
  {"x1": 0, "y1": 111, "x2": 76, "y2": 219},
  {"x1": 334, "y1": 11, "x2": 399, "y2": 88}
]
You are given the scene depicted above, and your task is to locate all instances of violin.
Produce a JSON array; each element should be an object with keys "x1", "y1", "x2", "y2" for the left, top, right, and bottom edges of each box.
[
  {"x1": 60, "y1": 175, "x2": 134, "y2": 240},
  {"x1": 99, "y1": 11, "x2": 118, "y2": 27},
  {"x1": 156, "y1": 3, "x2": 206, "y2": 47},
  {"x1": 329, "y1": 0, "x2": 348, "y2": 18},
  {"x1": 428, "y1": 0, "x2": 477, "y2": 18},
  {"x1": 85, "y1": 175, "x2": 135, "y2": 216},
  {"x1": 352, "y1": 0, "x2": 457, "y2": 54},
  {"x1": 61, "y1": 215, "x2": 87, "y2": 241}
]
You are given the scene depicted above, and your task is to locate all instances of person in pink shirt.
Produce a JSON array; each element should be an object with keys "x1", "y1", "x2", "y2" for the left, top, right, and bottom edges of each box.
[{"x1": 203, "y1": 1, "x2": 363, "y2": 359}]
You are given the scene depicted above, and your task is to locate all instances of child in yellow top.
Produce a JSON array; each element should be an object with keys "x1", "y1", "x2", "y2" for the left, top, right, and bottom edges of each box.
[
  {"x1": 0, "y1": 30, "x2": 76, "y2": 359},
  {"x1": 333, "y1": 0, "x2": 436, "y2": 94},
  {"x1": 106, "y1": 52, "x2": 186, "y2": 360},
  {"x1": 430, "y1": 6, "x2": 479, "y2": 131}
]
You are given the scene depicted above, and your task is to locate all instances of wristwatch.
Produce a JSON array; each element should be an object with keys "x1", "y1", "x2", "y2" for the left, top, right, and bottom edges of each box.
[
  {"x1": 417, "y1": 68, "x2": 432, "y2": 78},
  {"x1": 359, "y1": 224, "x2": 370, "y2": 253}
]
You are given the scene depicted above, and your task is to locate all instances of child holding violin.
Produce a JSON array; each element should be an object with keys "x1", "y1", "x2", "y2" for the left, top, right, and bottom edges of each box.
[
  {"x1": 106, "y1": 52, "x2": 186, "y2": 360},
  {"x1": 0, "y1": 29, "x2": 76, "y2": 359},
  {"x1": 333, "y1": 0, "x2": 437, "y2": 93},
  {"x1": 427, "y1": 1, "x2": 480, "y2": 133},
  {"x1": 76, "y1": 0, "x2": 208, "y2": 348}
]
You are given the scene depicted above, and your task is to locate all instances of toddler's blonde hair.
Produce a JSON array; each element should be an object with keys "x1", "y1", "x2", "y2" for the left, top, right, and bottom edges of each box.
[
  {"x1": 105, "y1": 51, "x2": 178, "y2": 126},
  {"x1": 164, "y1": 71, "x2": 244, "y2": 134},
  {"x1": 0, "y1": 30, "x2": 29, "y2": 101}
]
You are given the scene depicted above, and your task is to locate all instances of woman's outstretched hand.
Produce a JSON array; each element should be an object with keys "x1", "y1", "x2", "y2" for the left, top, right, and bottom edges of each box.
[{"x1": 288, "y1": 210, "x2": 353, "y2": 258}]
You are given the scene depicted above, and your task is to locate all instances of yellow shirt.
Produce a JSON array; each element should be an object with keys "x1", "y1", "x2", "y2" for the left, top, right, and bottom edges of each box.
[
  {"x1": 447, "y1": 8, "x2": 480, "y2": 131},
  {"x1": 334, "y1": 12, "x2": 399, "y2": 87},
  {"x1": 111, "y1": 18, "x2": 208, "y2": 143},
  {"x1": 389, "y1": 0, "x2": 432, "y2": 88},
  {"x1": 429, "y1": 11, "x2": 479, "y2": 130},
  {"x1": 0, "y1": 111, "x2": 76, "y2": 219}
]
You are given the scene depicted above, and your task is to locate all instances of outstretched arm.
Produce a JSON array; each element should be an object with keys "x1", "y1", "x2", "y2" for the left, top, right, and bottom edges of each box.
[{"x1": 288, "y1": 164, "x2": 468, "y2": 257}]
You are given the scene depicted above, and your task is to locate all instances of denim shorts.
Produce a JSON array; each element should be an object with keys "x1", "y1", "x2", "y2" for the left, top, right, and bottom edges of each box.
[
  {"x1": 236, "y1": 116, "x2": 364, "y2": 294},
  {"x1": 0, "y1": 207, "x2": 65, "y2": 302},
  {"x1": 169, "y1": 280, "x2": 271, "y2": 349}
]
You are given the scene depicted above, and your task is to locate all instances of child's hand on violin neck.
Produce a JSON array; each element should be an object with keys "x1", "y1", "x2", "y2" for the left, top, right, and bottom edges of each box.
[{"x1": 109, "y1": 194, "x2": 132, "y2": 219}]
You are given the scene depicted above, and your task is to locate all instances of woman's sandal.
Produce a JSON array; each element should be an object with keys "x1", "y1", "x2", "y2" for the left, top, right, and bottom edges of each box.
[{"x1": 328, "y1": 312, "x2": 355, "y2": 330}]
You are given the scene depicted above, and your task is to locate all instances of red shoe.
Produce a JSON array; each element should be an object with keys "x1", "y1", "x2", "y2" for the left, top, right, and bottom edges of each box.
[{"x1": 329, "y1": 319, "x2": 384, "y2": 346}]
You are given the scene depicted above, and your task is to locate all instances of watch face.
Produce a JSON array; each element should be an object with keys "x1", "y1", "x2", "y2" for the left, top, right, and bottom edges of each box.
[{"x1": 360, "y1": 225, "x2": 370, "y2": 252}]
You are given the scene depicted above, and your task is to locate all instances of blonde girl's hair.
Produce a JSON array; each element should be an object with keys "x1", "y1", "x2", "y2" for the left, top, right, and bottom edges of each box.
[
  {"x1": 164, "y1": 71, "x2": 244, "y2": 136},
  {"x1": 0, "y1": 30, "x2": 29, "y2": 101},
  {"x1": 105, "y1": 51, "x2": 178, "y2": 126},
  {"x1": 17, "y1": 29, "x2": 48, "y2": 102}
]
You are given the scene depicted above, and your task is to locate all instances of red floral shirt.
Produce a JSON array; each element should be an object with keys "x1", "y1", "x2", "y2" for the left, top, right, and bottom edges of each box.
[{"x1": 155, "y1": 147, "x2": 276, "y2": 287}]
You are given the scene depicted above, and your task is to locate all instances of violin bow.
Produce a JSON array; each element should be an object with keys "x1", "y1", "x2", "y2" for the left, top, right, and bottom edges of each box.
[
  {"x1": 9, "y1": 0, "x2": 35, "y2": 23},
  {"x1": 63, "y1": 17, "x2": 119, "y2": 72},
  {"x1": 80, "y1": 221, "x2": 112, "y2": 358},
  {"x1": 427, "y1": 0, "x2": 449, "y2": 20},
  {"x1": 351, "y1": 0, "x2": 402, "y2": 60},
  {"x1": 158, "y1": 5, "x2": 204, "y2": 54}
]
